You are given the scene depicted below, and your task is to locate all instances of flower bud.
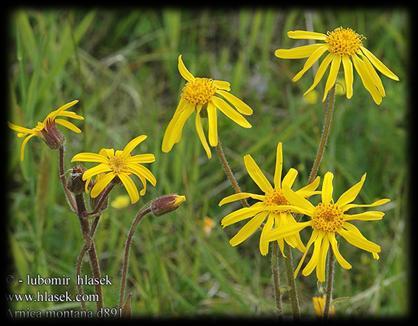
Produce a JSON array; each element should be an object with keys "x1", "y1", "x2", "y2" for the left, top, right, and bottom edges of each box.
[
  {"x1": 66, "y1": 165, "x2": 87, "y2": 194},
  {"x1": 40, "y1": 118, "x2": 65, "y2": 149},
  {"x1": 150, "y1": 194, "x2": 186, "y2": 216}
]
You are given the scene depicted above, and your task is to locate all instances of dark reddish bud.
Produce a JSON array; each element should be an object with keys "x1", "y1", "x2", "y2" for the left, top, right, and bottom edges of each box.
[
  {"x1": 66, "y1": 165, "x2": 87, "y2": 194},
  {"x1": 40, "y1": 118, "x2": 64, "y2": 149},
  {"x1": 150, "y1": 194, "x2": 186, "y2": 216}
]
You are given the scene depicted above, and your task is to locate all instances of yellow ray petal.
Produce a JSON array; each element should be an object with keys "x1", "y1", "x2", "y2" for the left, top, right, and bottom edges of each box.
[
  {"x1": 122, "y1": 135, "x2": 147, "y2": 156},
  {"x1": 56, "y1": 111, "x2": 84, "y2": 120},
  {"x1": 282, "y1": 186, "x2": 315, "y2": 214},
  {"x1": 55, "y1": 99, "x2": 79, "y2": 113},
  {"x1": 221, "y1": 203, "x2": 264, "y2": 227},
  {"x1": 296, "y1": 176, "x2": 321, "y2": 198},
  {"x1": 282, "y1": 168, "x2": 298, "y2": 188},
  {"x1": 273, "y1": 142, "x2": 283, "y2": 189},
  {"x1": 352, "y1": 55, "x2": 382, "y2": 105},
  {"x1": 213, "y1": 80, "x2": 231, "y2": 91},
  {"x1": 55, "y1": 119, "x2": 81, "y2": 133},
  {"x1": 287, "y1": 30, "x2": 327, "y2": 40},
  {"x1": 178, "y1": 55, "x2": 195, "y2": 82},
  {"x1": 267, "y1": 220, "x2": 311, "y2": 242},
  {"x1": 99, "y1": 148, "x2": 115, "y2": 159},
  {"x1": 338, "y1": 223, "x2": 380, "y2": 253},
  {"x1": 316, "y1": 235, "x2": 330, "y2": 282},
  {"x1": 336, "y1": 173, "x2": 366, "y2": 207},
  {"x1": 360, "y1": 46, "x2": 399, "y2": 81},
  {"x1": 302, "y1": 232, "x2": 324, "y2": 277},
  {"x1": 8, "y1": 122, "x2": 35, "y2": 134},
  {"x1": 118, "y1": 173, "x2": 140, "y2": 204},
  {"x1": 362, "y1": 54, "x2": 386, "y2": 96},
  {"x1": 211, "y1": 96, "x2": 252, "y2": 128},
  {"x1": 128, "y1": 154, "x2": 156, "y2": 164},
  {"x1": 243, "y1": 154, "x2": 273, "y2": 193},
  {"x1": 72, "y1": 152, "x2": 108, "y2": 164},
  {"x1": 321, "y1": 172, "x2": 334, "y2": 204},
  {"x1": 215, "y1": 90, "x2": 253, "y2": 115},
  {"x1": 343, "y1": 211, "x2": 384, "y2": 221},
  {"x1": 292, "y1": 46, "x2": 328, "y2": 82},
  {"x1": 162, "y1": 98, "x2": 188, "y2": 152},
  {"x1": 342, "y1": 198, "x2": 390, "y2": 212},
  {"x1": 342, "y1": 55, "x2": 354, "y2": 99},
  {"x1": 304, "y1": 53, "x2": 333, "y2": 95},
  {"x1": 328, "y1": 233, "x2": 351, "y2": 269},
  {"x1": 275, "y1": 44, "x2": 324, "y2": 59},
  {"x1": 294, "y1": 230, "x2": 318, "y2": 278},
  {"x1": 280, "y1": 212, "x2": 306, "y2": 252},
  {"x1": 207, "y1": 101, "x2": 218, "y2": 147},
  {"x1": 19, "y1": 134, "x2": 37, "y2": 161},
  {"x1": 138, "y1": 175, "x2": 147, "y2": 196},
  {"x1": 322, "y1": 55, "x2": 341, "y2": 102},
  {"x1": 82, "y1": 164, "x2": 112, "y2": 181},
  {"x1": 219, "y1": 192, "x2": 265, "y2": 206},
  {"x1": 229, "y1": 211, "x2": 268, "y2": 247},
  {"x1": 195, "y1": 107, "x2": 212, "y2": 158},
  {"x1": 173, "y1": 103, "x2": 195, "y2": 144},
  {"x1": 259, "y1": 214, "x2": 275, "y2": 256},
  {"x1": 126, "y1": 164, "x2": 157, "y2": 186},
  {"x1": 90, "y1": 172, "x2": 116, "y2": 198}
]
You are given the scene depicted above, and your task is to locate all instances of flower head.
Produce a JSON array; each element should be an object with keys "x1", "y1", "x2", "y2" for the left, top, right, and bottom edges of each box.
[
  {"x1": 150, "y1": 194, "x2": 186, "y2": 216},
  {"x1": 275, "y1": 27, "x2": 399, "y2": 105},
  {"x1": 161, "y1": 55, "x2": 253, "y2": 159},
  {"x1": 312, "y1": 295, "x2": 335, "y2": 317},
  {"x1": 71, "y1": 135, "x2": 156, "y2": 204},
  {"x1": 8, "y1": 100, "x2": 83, "y2": 160},
  {"x1": 267, "y1": 171, "x2": 390, "y2": 282},
  {"x1": 219, "y1": 142, "x2": 320, "y2": 256}
]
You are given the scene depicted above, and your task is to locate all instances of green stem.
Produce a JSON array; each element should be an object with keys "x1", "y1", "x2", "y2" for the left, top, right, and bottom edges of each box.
[
  {"x1": 284, "y1": 245, "x2": 300, "y2": 318},
  {"x1": 271, "y1": 242, "x2": 283, "y2": 317},
  {"x1": 215, "y1": 141, "x2": 249, "y2": 207},
  {"x1": 323, "y1": 251, "x2": 335, "y2": 319},
  {"x1": 308, "y1": 86, "x2": 336, "y2": 183},
  {"x1": 119, "y1": 204, "x2": 152, "y2": 307}
]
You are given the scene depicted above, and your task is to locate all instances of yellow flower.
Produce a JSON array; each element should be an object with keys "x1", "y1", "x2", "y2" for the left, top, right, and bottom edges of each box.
[
  {"x1": 111, "y1": 195, "x2": 131, "y2": 209},
  {"x1": 275, "y1": 27, "x2": 399, "y2": 105},
  {"x1": 161, "y1": 55, "x2": 253, "y2": 158},
  {"x1": 312, "y1": 295, "x2": 335, "y2": 317},
  {"x1": 71, "y1": 135, "x2": 156, "y2": 204},
  {"x1": 267, "y1": 171, "x2": 390, "y2": 282},
  {"x1": 8, "y1": 100, "x2": 82, "y2": 160},
  {"x1": 219, "y1": 142, "x2": 320, "y2": 256}
]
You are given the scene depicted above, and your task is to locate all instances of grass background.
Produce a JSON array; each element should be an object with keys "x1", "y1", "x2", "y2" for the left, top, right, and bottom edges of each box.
[{"x1": 7, "y1": 8, "x2": 408, "y2": 317}]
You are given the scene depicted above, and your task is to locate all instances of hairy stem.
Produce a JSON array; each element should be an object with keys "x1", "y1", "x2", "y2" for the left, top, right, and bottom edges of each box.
[
  {"x1": 87, "y1": 183, "x2": 114, "y2": 217},
  {"x1": 215, "y1": 141, "x2": 249, "y2": 207},
  {"x1": 75, "y1": 193, "x2": 103, "y2": 310},
  {"x1": 119, "y1": 204, "x2": 152, "y2": 307},
  {"x1": 271, "y1": 242, "x2": 283, "y2": 317},
  {"x1": 284, "y1": 245, "x2": 300, "y2": 318},
  {"x1": 308, "y1": 86, "x2": 336, "y2": 183},
  {"x1": 323, "y1": 251, "x2": 335, "y2": 318},
  {"x1": 58, "y1": 146, "x2": 76, "y2": 212}
]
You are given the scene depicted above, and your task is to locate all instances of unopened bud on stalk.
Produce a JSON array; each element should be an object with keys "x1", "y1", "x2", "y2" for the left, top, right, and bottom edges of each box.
[
  {"x1": 66, "y1": 165, "x2": 87, "y2": 194},
  {"x1": 40, "y1": 118, "x2": 65, "y2": 149},
  {"x1": 150, "y1": 194, "x2": 186, "y2": 216}
]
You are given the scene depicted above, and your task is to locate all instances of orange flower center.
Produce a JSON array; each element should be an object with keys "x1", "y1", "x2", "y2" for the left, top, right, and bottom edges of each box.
[
  {"x1": 182, "y1": 78, "x2": 217, "y2": 105},
  {"x1": 312, "y1": 203, "x2": 344, "y2": 232},
  {"x1": 264, "y1": 189, "x2": 289, "y2": 213},
  {"x1": 326, "y1": 27, "x2": 364, "y2": 56},
  {"x1": 109, "y1": 155, "x2": 126, "y2": 174}
]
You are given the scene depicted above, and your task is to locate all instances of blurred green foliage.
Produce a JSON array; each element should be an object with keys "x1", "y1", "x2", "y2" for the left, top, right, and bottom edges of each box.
[{"x1": 8, "y1": 8, "x2": 408, "y2": 316}]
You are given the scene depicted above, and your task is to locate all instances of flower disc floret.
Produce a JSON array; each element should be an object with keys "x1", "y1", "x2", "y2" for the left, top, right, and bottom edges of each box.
[
  {"x1": 182, "y1": 78, "x2": 217, "y2": 106},
  {"x1": 326, "y1": 27, "x2": 364, "y2": 56},
  {"x1": 312, "y1": 203, "x2": 344, "y2": 232}
]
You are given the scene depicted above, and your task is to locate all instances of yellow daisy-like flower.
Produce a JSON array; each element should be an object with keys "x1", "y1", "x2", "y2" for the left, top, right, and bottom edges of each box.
[
  {"x1": 161, "y1": 55, "x2": 253, "y2": 158},
  {"x1": 8, "y1": 100, "x2": 82, "y2": 160},
  {"x1": 267, "y1": 171, "x2": 390, "y2": 282},
  {"x1": 71, "y1": 135, "x2": 156, "y2": 204},
  {"x1": 219, "y1": 142, "x2": 320, "y2": 256},
  {"x1": 275, "y1": 27, "x2": 399, "y2": 105},
  {"x1": 312, "y1": 295, "x2": 335, "y2": 317}
]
